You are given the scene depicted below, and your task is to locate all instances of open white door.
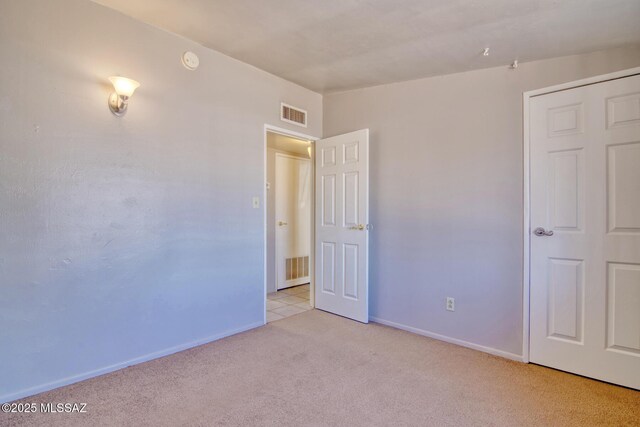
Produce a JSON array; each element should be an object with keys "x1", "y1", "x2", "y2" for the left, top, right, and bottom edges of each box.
[
  {"x1": 315, "y1": 129, "x2": 369, "y2": 323},
  {"x1": 529, "y1": 74, "x2": 640, "y2": 389}
]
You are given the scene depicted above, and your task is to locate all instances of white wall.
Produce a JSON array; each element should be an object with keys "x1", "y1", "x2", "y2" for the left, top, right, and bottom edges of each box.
[
  {"x1": 323, "y1": 47, "x2": 640, "y2": 357},
  {"x1": 0, "y1": 0, "x2": 321, "y2": 402}
]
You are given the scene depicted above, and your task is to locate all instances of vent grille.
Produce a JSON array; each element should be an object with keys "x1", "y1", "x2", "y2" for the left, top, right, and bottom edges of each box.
[
  {"x1": 286, "y1": 256, "x2": 309, "y2": 281},
  {"x1": 281, "y1": 103, "x2": 307, "y2": 127}
]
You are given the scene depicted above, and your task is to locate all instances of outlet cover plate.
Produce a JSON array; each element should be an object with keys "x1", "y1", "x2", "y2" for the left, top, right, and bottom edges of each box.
[{"x1": 446, "y1": 297, "x2": 455, "y2": 311}]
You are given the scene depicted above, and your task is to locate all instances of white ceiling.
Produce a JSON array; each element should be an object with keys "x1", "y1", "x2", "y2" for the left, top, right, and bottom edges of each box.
[{"x1": 93, "y1": 0, "x2": 640, "y2": 93}]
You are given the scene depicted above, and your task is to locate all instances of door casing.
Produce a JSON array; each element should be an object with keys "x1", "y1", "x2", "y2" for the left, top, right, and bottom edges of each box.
[
  {"x1": 264, "y1": 124, "x2": 319, "y2": 325},
  {"x1": 522, "y1": 66, "x2": 640, "y2": 363}
]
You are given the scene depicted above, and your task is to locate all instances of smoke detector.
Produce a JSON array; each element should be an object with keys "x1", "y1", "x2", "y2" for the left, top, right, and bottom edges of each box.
[{"x1": 181, "y1": 51, "x2": 199, "y2": 71}]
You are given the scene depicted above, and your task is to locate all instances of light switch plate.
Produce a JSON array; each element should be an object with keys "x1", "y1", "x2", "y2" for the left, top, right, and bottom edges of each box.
[{"x1": 252, "y1": 196, "x2": 260, "y2": 208}]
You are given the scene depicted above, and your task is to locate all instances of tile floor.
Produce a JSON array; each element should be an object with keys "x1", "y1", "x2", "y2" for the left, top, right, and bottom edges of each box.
[{"x1": 267, "y1": 284, "x2": 311, "y2": 323}]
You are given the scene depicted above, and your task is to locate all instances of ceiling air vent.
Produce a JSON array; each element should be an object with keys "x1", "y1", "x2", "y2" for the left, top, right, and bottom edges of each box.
[{"x1": 281, "y1": 102, "x2": 307, "y2": 127}]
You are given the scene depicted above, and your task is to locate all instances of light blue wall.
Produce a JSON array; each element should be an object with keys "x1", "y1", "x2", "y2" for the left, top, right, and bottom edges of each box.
[{"x1": 0, "y1": 0, "x2": 322, "y2": 402}]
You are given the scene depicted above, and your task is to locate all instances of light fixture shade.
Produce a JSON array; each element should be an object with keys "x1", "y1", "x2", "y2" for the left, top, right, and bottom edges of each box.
[{"x1": 109, "y1": 76, "x2": 140, "y2": 97}]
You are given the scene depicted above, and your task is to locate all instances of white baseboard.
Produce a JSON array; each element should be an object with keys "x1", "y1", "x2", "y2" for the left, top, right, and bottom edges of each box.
[
  {"x1": 1, "y1": 320, "x2": 264, "y2": 404},
  {"x1": 370, "y1": 316, "x2": 524, "y2": 362}
]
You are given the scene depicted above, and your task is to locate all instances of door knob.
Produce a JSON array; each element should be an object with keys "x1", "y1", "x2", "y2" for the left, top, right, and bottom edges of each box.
[
  {"x1": 533, "y1": 227, "x2": 553, "y2": 236},
  {"x1": 278, "y1": 221, "x2": 288, "y2": 226},
  {"x1": 348, "y1": 224, "x2": 367, "y2": 231}
]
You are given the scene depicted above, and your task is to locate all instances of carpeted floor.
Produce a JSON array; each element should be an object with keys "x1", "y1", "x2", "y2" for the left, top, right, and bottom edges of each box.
[{"x1": 3, "y1": 309, "x2": 639, "y2": 426}]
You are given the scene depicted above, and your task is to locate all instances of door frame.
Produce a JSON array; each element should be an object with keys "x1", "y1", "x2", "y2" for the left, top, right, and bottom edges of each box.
[
  {"x1": 522, "y1": 66, "x2": 640, "y2": 363},
  {"x1": 264, "y1": 124, "x2": 320, "y2": 325}
]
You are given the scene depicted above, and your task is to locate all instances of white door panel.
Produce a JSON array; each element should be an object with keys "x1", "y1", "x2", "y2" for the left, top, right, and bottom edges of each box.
[
  {"x1": 315, "y1": 129, "x2": 369, "y2": 323},
  {"x1": 530, "y1": 74, "x2": 640, "y2": 389}
]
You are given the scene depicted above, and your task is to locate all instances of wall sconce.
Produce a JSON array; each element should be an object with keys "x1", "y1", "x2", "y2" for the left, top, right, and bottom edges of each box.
[{"x1": 108, "y1": 76, "x2": 140, "y2": 117}]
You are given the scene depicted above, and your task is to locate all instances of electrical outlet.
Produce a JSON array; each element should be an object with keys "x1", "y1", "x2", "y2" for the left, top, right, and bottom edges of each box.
[{"x1": 446, "y1": 297, "x2": 455, "y2": 312}]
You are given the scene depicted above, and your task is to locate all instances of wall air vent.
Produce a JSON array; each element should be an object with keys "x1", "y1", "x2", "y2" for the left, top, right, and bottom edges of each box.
[
  {"x1": 281, "y1": 102, "x2": 307, "y2": 127},
  {"x1": 286, "y1": 256, "x2": 309, "y2": 281}
]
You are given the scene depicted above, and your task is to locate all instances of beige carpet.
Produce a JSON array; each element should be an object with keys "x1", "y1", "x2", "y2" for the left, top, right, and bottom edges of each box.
[{"x1": 3, "y1": 310, "x2": 639, "y2": 426}]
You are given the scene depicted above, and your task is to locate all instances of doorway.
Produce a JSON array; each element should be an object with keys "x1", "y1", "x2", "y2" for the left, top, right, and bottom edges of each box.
[
  {"x1": 263, "y1": 125, "x2": 371, "y2": 325},
  {"x1": 265, "y1": 127, "x2": 316, "y2": 323}
]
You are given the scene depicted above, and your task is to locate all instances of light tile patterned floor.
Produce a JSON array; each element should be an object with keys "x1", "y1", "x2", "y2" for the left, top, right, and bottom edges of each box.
[{"x1": 267, "y1": 284, "x2": 311, "y2": 322}]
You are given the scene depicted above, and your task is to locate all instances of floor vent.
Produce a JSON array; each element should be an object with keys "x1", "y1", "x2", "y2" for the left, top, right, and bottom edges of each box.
[
  {"x1": 281, "y1": 103, "x2": 307, "y2": 127},
  {"x1": 286, "y1": 256, "x2": 309, "y2": 280}
]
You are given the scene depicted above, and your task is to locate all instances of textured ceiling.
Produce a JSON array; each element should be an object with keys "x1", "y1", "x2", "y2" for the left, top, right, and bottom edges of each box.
[{"x1": 92, "y1": 0, "x2": 640, "y2": 93}]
